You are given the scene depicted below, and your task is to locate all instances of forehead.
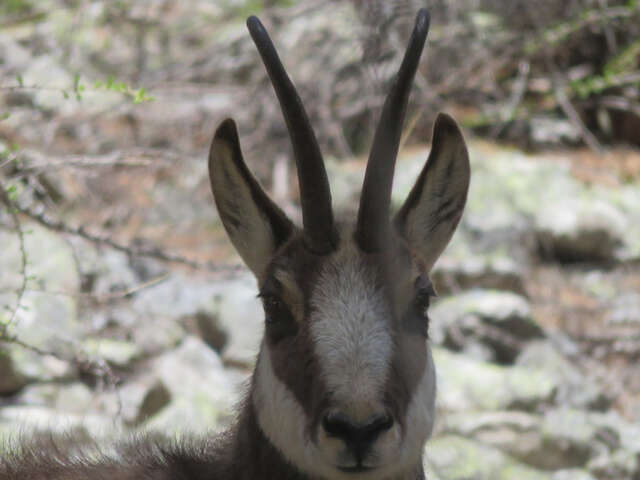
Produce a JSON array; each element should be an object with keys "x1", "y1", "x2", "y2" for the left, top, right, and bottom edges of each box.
[{"x1": 262, "y1": 224, "x2": 414, "y2": 315}]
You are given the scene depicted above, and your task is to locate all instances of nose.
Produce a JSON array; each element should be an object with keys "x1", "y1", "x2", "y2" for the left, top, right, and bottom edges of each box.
[{"x1": 322, "y1": 411, "x2": 394, "y2": 458}]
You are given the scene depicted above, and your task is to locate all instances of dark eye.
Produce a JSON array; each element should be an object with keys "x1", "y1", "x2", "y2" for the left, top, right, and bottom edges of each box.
[
  {"x1": 407, "y1": 275, "x2": 437, "y2": 337},
  {"x1": 414, "y1": 275, "x2": 437, "y2": 314},
  {"x1": 414, "y1": 289, "x2": 431, "y2": 314},
  {"x1": 260, "y1": 294, "x2": 297, "y2": 343}
]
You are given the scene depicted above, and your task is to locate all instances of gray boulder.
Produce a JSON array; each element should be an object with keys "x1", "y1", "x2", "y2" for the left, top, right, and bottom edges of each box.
[
  {"x1": 434, "y1": 347, "x2": 557, "y2": 412},
  {"x1": 516, "y1": 341, "x2": 608, "y2": 409},
  {"x1": 143, "y1": 336, "x2": 236, "y2": 434},
  {"x1": 424, "y1": 434, "x2": 552, "y2": 480},
  {"x1": 431, "y1": 290, "x2": 544, "y2": 363}
]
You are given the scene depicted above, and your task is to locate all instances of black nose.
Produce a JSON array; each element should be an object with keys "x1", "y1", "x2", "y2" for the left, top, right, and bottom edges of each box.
[{"x1": 322, "y1": 412, "x2": 394, "y2": 458}]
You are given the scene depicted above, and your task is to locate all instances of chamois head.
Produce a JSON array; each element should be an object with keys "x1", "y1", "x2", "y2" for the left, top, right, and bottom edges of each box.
[{"x1": 208, "y1": 9, "x2": 469, "y2": 479}]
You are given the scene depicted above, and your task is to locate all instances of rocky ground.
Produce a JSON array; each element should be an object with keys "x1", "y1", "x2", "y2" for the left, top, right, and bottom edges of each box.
[
  {"x1": 2, "y1": 140, "x2": 640, "y2": 479},
  {"x1": 1, "y1": 1, "x2": 640, "y2": 479}
]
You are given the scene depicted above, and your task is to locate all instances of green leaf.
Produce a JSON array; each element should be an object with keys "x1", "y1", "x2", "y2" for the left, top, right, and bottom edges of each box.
[{"x1": 17, "y1": 74, "x2": 23, "y2": 87}]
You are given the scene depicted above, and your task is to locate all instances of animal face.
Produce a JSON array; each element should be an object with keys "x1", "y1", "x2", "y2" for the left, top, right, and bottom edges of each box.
[
  {"x1": 251, "y1": 230, "x2": 437, "y2": 479},
  {"x1": 208, "y1": 9, "x2": 470, "y2": 479}
]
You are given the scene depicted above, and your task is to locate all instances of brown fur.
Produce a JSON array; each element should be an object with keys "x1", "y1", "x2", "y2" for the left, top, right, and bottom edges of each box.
[{"x1": 0, "y1": 390, "x2": 425, "y2": 480}]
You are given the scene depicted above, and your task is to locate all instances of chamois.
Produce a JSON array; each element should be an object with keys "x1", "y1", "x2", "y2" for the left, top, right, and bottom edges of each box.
[{"x1": 0, "y1": 8, "x2": 470, "y2": 480}]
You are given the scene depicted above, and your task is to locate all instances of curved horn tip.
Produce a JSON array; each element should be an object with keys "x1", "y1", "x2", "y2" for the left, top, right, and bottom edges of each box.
[
  {"x1": 434, "y1": 112, "x2": 462, "y2": 136},
  {"x1": 415, "y1": 8, "x2": 430, "y2": 32},
  {"x1": 214, "y1": 118, "x2": 238, "y2": 142},
  {"x1": 246, "y1": 15, "x2": 262, "y2": 31}
]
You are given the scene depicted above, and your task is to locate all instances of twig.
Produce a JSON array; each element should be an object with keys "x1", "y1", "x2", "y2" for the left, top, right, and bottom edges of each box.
[
  {"x1": 524, "y1": 2, "x2": 605, "y2": 153},
  {"x1": 491, "y1": 61, "x2": 530, "y2": 137},
  {"x1": 2, "y1": 195, "x2": 243, "y2": 274},
  {"x1": 97, "y1": 273, "x2": 170, "y2": 301},
  {"x1": 552, "y1": 74, "x2": 604, "y2": 154},
  {"x1": 0, "y1": 332, "x2": 124, "y2": 419},
  {"x1": 0, "y1": 11, "x2": 47, "y2": 28},
  {"x1": 0, "y1": 273, "x2": 170, "y2": 305},
  {"x1": 0, "y1": 187, "x2": 28, "y2": 330}
]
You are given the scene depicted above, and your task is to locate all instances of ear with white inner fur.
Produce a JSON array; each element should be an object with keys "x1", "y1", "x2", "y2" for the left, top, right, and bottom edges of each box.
[
  {"x1": 209, "y1": 119, "x2": 294, "y2": 280},
  {"x1": 394, "y1": 113, "x2": 470, "y2": 271}
]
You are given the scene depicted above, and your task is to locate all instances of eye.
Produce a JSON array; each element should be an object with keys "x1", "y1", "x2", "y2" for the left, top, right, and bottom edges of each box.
[
  {"x1": 413, "y1": 275, "x2": 437, "y2": 314},
  {"x1": 406, "y1": 275, "x2": 437, "y2": 337},
  {"x1": 259, "y1": 293, "x2": 297, "y2": 343}
]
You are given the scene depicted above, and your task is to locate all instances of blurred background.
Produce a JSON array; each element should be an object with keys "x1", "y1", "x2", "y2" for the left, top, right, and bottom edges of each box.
[{"x1": 1, "y1": 0, "x2": 639, "y2": 478}]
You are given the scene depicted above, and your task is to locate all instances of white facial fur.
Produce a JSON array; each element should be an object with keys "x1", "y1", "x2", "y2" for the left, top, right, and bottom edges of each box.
[
  {"x1": 252, "y1": 242, "x2": 437, "y2": 479},
  {"x1": 310, "y1": 244, "x2": 393, "y2": 422}
]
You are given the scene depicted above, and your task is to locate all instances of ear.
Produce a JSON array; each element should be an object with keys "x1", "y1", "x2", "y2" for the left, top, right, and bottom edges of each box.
[
  {"x1": 394, "y1": 113, "x2": 470, "y2": 271},
  {"x1": 209, "y1": 119, "x2": 294, "y2": 280}
]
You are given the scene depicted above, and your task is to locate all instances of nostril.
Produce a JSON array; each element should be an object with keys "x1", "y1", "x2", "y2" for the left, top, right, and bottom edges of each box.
[
  {"x1": 322, "y1": 412, "x2": 354, "y2": 439},
  {"x1": 322, "y1": 412, "x2": 394, "y2": 445},
  {"x1": 363, "y1": 413, "x2": 394, "y2": 437}
]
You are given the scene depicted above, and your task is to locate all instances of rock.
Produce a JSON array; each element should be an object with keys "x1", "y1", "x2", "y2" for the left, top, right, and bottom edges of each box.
[
  {"x1": 206, "y1": 273, "x2": 264, "y2": 366},
  {"x1": 530, "y1": 116, "x2": 582, "y2": 145},
  {"x1": 0, "y1": 343, "x2": 74, "y2": 389},
  {"x1": 83, "y1": 338, "x2": 142, "y2": 368},
  {"x1": 132, "y1": 316, "x2": 185, "y2": 355},
  {"x1": 597, "y1": 182, "x2": 640, "y2": 261},
  {"x1": 552, "y1": 470, "x2": 597, "y2": 480},
  {"x1": 82, "y1": 249, "x2": 141, "y2": 298},
  {"x1": 430, "y1": 290, "x2": 544, "y2": 363},
  {"x1": 516, "y1": 341, "x2": 608, "y2": 409},
  {"x1": 606, "y1": 292, "x2": 640, "y2": 325},
  {"x1": 536, "y1": 408, "x2": 640, "y2": 475},
  {"x1": 0, "y1": 406, "x2": 113, "y2": 436},
  {"x1": 434, "y1": 347, "x2": 557, "y2": 412},
  {"x1": 432, "y1": 231, "x2": 527, "y2": 295},
  {"x1": 0, "y1": 223, "x2": 81, "y2": 352},
  {"x1": 588, "y1": 449, "x2": 639, "y2": 480},
  {"x1": 20, "y1": 55, "x2": 75, "y2": 113},
  {"x1": 0, "y1": 349, "x2": 28, "y2": 394},
  {"x1": 192, "y1": 311, "x2": 228, "y2": 353},
  {"x1": 132, "y1": 273, "x2": 218, "y2": 319},
  {"x1": 54, "y1": 383, "x2": 95, "y2": 414},
  {"x1": 392, "y1": 144, "x2": 640, "y2": 264},
  {"x1": 535, "y1": 196, "x2": 626, "y2": 263},
  {"x1": 439, "y1": 407, "x2": 640, "y2": 474},
  {"x1": 440, "y1": 411, "x2": 544, "y2": 464},
  {"x1": 425, "y1": 435, "x2": 552, "y2": 480},
  {"x1": 13, "y1": 381, "x2": 94, "y2": 415},
  {"x1": 118, "y1": 377, "x2": 171, "y2": 426},
  {"x1": 143, "y1": 336, "x2": 236, "y2": 433},
  {"x1": 131, "y1": 271, "x2": 263, "y2": 365}
]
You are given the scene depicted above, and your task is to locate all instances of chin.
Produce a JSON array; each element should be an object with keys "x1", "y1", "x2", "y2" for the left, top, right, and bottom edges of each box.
[{"x1": 311, "y1": 430, "x2": 416, "y2": 480}]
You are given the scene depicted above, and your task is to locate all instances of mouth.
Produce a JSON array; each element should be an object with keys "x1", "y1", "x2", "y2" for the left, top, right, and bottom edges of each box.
[{"x1": 338, "y1": 464, "x2": 375, "y2": 474}]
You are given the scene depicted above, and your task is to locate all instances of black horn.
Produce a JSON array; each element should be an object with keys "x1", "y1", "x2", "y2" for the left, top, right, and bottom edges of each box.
[
  {"x1": 356, "y1": 9, "x2": 430, "y2": 252},
  {"x1": 247, "y1": 16, "x2": 337, "y2": 254}
]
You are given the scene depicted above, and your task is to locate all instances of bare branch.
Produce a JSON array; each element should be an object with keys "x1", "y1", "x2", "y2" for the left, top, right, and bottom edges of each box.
[
  {"x1": 0, "y1": 186, "x2": 28, "y2": 331},
  {"x1": 0, "y1": 186, "x2": 243, "y2": 274}
]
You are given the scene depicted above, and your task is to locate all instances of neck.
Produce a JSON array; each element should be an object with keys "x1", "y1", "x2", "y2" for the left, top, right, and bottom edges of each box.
[
  {"x1": 219, "y1": 400, "x2": 307, "y2": 480},
  {"x1": 214, "y1": 400, "x2": 425, "y2": 480}
]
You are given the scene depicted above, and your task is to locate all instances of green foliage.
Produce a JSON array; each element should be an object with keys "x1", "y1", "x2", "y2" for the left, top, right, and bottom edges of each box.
[
  {"x1": 225, "y1": 0, "x2": 298, "y2": 17},
  {"x1": 604, "y1": 39, "x2": 640, "y2": 76},
  {"x1": 1, "y1": 0, "x2": 32, "y2": 15},
  {"x1": 524, "y1": 3, "x2": 640, "y2": 56},
  {"x1": 5, "y1": 184, "x2": 19, "y2": 203},
  {"x1": 93, "y1": 76, "x2": 155, "y2": 104},
  {"x1": 0, "y1": 143, "x2": 20, "y2": 166}
]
